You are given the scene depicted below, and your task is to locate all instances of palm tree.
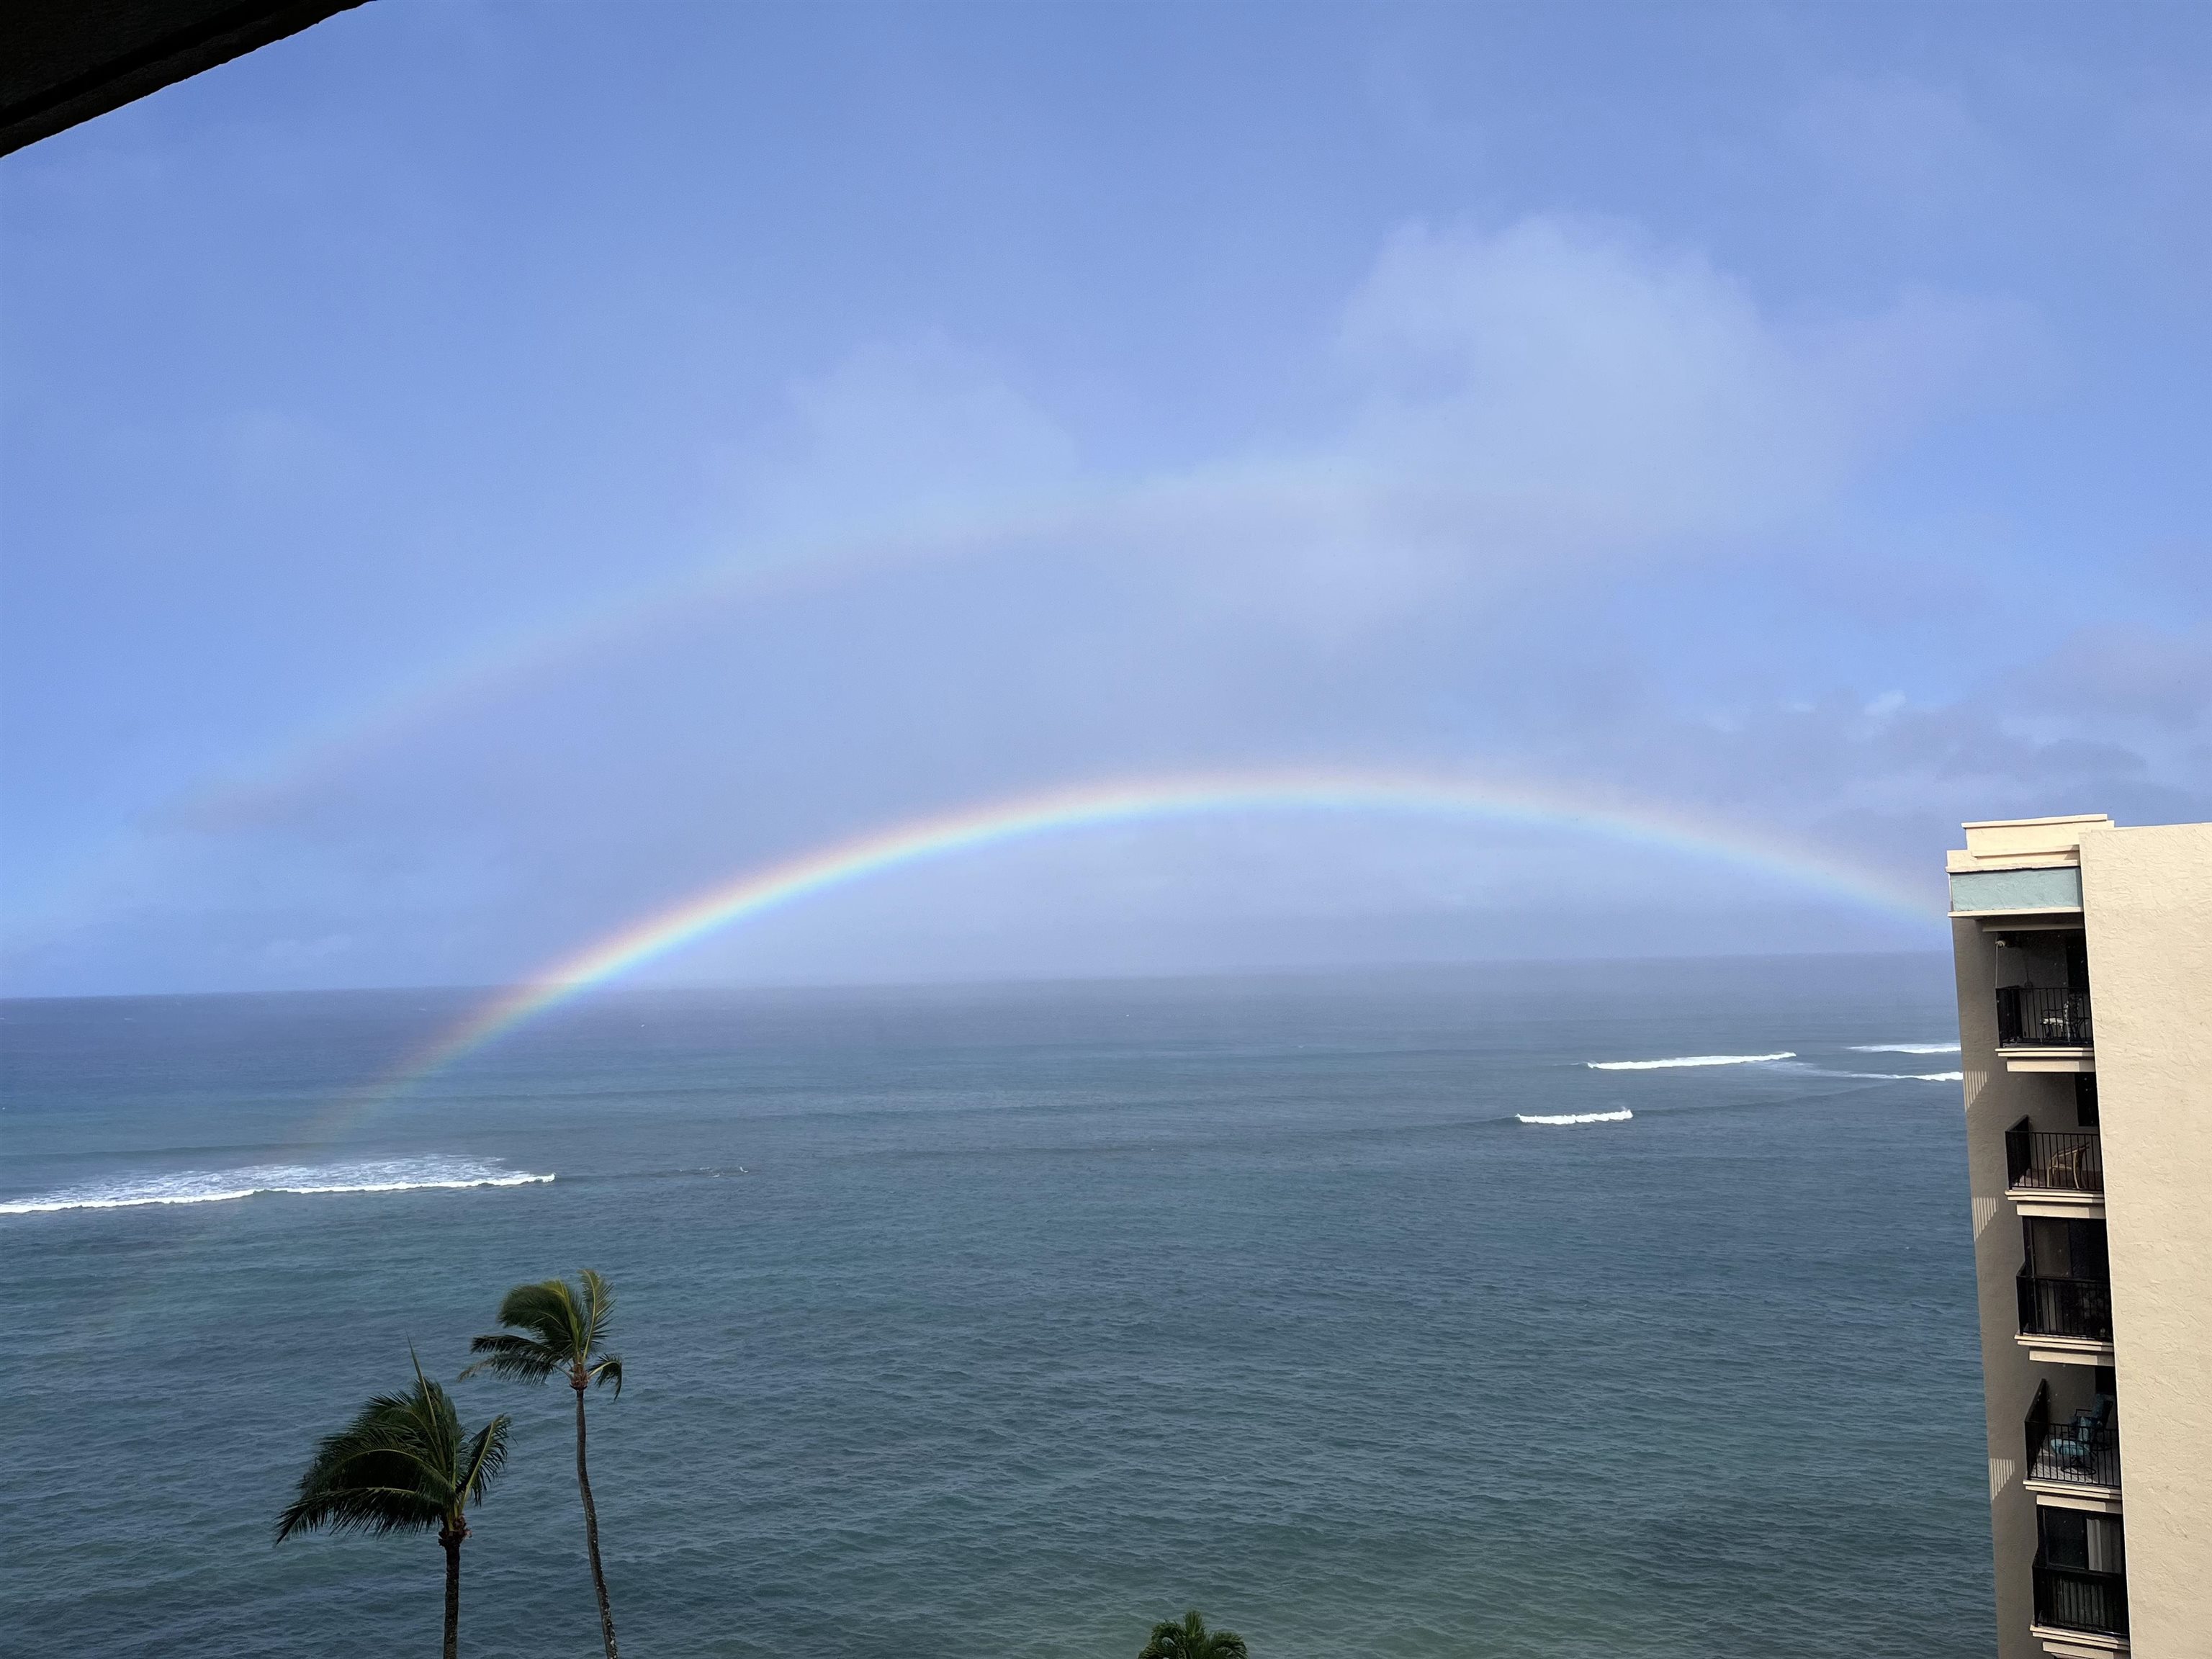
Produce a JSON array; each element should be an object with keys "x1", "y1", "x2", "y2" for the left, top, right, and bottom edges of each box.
[
  {"x1": 1139, "y1": 1611, "x2": 1249, "y2": 1659},
  {"x1": 462, "y1": 1269, "x2": 625, "y2": 1659},
  {"x1": 276, "y1": 1354, "x2": 509, "y2": 1659}
]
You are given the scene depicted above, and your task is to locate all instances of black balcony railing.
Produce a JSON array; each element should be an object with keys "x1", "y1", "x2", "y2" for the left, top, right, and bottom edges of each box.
[
  {"x1": 2026, "y1": 1384, "x2": 2121, "y2": 1490},
  {"x1": 2005, "y1": 1124, "x2": 2105, "y2": 1193},
  {"x1": 2035, "y1": 1560, "x2": 2128, "y2": 1637},
  {"x1": 2018, "y1": 1269, "x2": 2113, "y2": 1342},
  {"x1": 1997, "y1": 986, "x2": 2092, "y2": 1048}
]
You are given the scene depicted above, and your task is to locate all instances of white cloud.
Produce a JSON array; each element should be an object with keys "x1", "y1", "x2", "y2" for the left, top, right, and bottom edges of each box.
[
  {"x1": 692, "y1": 216, "x2": 2025, "y2": 638},
  {"x1": 721, "y1": 333, "x2": 1079, "y2": 553},
  {"x1": 1338, "y1": 217, "x2": 1846, "y2": 541},
  {"x1": 1115, "y1": 215, "x2": 2025, "y2": 636}
]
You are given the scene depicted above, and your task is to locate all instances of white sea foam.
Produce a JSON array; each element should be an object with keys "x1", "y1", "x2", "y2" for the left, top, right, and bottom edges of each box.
[
  {"x1": 1585, "y1": 1052, "x2": 1794, "y2": 1071},
  {"x1": 1849, "y1": 1043, "x2": 1961, "y2": 1054},
  {"x1": 0, "y1": 1158, "x2": 554, "y2": 1217},
  {"x1": 1517, "y1": 1109, "x2": 1634, "y2": 1125},
  {"x1": 1776, "y1": 1064, "x2": 1964, "y2": 1084}
]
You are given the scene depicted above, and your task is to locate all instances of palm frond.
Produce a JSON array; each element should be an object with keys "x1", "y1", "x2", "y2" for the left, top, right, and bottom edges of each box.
[
  {"x1": 1136, "y1": 1611, "x2": 1243, "y2": 1659},
  {"x1": 490, "y1": 1279, "x2": 588, "y2": 1356},
  {"x1": 577, "y1": 1268, "x2": 616, "y2": 1348},
  {"x1": 459, "y1": 1331, "x2": 560, "y2": 1385},
  {"x1": 277, "y1": 1364, "x2": 507, "y2": 1542},
  {"x1": 277, "y1": 1478, "x2": 443, "y2": 1539},
  {"x1": 277, "y1": 1393, "x2": 442, "y2": 1541},
  {"x1": 457, "y1": 1416, "x2": 511, "y2": 1506},
  {"x1": 408, "y1": 1350, "x2": 460, "y2": 1467},
  {"x1": 472, "y1": 1270, "x2": 622, "y2": 1382},
  {"x1": 1136, "y1": 1614, "x2": 1184, "y2": 1659},
  {"x1": 588, "y1": 1353, "x2": 624, "y2": 1397}
]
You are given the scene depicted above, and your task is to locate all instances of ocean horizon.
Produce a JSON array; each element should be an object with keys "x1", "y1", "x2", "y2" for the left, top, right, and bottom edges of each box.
[{"x1": 2, "y1": 952, "x2": 1992, "y2": 1656}]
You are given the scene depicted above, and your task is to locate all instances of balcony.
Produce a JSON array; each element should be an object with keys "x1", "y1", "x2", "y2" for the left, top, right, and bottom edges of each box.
[
  {"x1": 1998, "y1": 986, "x2": 2093, "y2": 1050},
  {"x1": 2034, "y1": 1560, "x2": 2128, "y2": 1640},
  {"x1": 2026, "y1": 1382, "x2": 2121, "y2": 1495},
  {"x1": 2007, "y1": 1124, "x2": 2105, "y2": 1216},
  {"x1": 2018, "y1": 1269, "x2": 2114, "y2": 1362}
]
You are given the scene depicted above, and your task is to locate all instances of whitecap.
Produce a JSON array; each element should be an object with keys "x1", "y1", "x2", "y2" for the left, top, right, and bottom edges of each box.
[
  {"x1": 1849, "y1": 1043, "x2": 1961, "y2": 1054},
  {"x1": 1517, "y1": 1109, "x2": 1633, "y2": 1125},
  {"x1": 1585, "y1": 1052, "x2": 1794, "y2": 1071},
  {"x1": 1773, "y1": 1064, "x2": 1964, "y2": 1083},
  {"x1": 0, "y1": 1158, "x2": 554, "y2": 1217}
]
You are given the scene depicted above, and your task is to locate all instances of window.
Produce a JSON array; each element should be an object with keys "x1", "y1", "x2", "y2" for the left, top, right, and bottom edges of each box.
[
  {"x1": 2024, "y1": 1217, "x2": 2110, "y2": 1280},
  {"x1": 2040, "y1": 1508, "x2": 2125, "y2": 1575},
  {"x1": 2075, "y1": 1074, "x2": 2100, "y2": 1128}
]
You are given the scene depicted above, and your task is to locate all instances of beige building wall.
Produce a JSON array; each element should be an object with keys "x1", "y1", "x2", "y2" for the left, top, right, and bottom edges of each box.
[
  {"x1": 2077, "y1": 820, "x2": 2212, "y2": 1659},
  {"x1": 1950, "y1": 815, "x2": 2211, "y2": 1659}
]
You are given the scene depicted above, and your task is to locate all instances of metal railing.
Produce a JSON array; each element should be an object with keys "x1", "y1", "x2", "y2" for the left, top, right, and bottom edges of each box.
[
  {"x1": 2005, "y1": 1124, "x2": 2105, "y2": 1193},
  {"x1": 2017, "y1": 1269, "x2": 2113, "y2": 1342},
  {"x1": 2034, "y1": 1560, "x2": 2128, "y2": 1637},
  {"x1": 2025, "y1": 1383, "x2": 2121, "y2": 1490},
  {"x1": 1997, "y1": 986, "x2": 2092, "y2": 1048}
]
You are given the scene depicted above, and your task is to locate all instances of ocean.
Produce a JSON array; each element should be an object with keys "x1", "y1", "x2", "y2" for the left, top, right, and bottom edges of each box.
[{"x1": 1, "y1": 954, "x2": 1992, "y2": 1658}]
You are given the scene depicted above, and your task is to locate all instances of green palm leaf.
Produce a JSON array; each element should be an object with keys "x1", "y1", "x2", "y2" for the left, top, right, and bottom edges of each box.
[
  {"x1": 1138, "y1": 1610, "x2": 1249, "y2": 1659},
  {"x1": 276, "y1": 1354, "x2": 510, "y2": 1659},
  {"x1": 458, "y1": 1331, "x2": 561, "y2": 1384}
]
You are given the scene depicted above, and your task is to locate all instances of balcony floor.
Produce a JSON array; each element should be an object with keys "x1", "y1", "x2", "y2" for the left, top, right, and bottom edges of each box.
[
  {"x1": 2028, "y1": 1483, "x2": 2123, "y2": 1514},
  {"x1": 2033, "y1": 1626, "x2": 2128, "y2": 1659},
  {"x1": 2017, "y1": 1331, "x2": 2116, "y2": 1366},
  {"x1": 2012, "y1": 1188, "x2": 2106, "y2": 1219},
  {"x1": 2001, "y1": 1048, "x2": 2095, "y2": 1074}
]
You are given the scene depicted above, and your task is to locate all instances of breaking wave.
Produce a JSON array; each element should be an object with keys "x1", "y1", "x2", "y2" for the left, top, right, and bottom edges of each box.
[
  {"x1": 0, "y1": 1158, "x2": 554, "y2": 1217},
  {"x1": 1773, "y1": 1063, "x2": 1964, "y2": 1084},
  {"x1": 1849, "y1": 1043, "x2": 1960, "y2": 1054},
  {"x1": 1585, "y1": 1053, "x2": 1794, "y2": 1071},
  {"x1": 1517, "y1": 1109, "x2": 1634, "y2": 1125}
]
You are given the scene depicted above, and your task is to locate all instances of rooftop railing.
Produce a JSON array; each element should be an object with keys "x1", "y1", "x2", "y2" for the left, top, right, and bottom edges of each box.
[
  {"x1": 1997, "y1": 986, "x2": 2092, "y2": 1048},
  {"x1": 2017, "y1": 1268, "x2": 2113, "y2": 1344},
  {"x1": 2005, "y1": 1125, "x2": 2104, "y2": 1194}
]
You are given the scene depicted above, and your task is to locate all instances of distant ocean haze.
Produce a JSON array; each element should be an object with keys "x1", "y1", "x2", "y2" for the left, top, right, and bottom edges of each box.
[{"x1": 1, "y1": 956, "x2": 1989, "y2": 1658}]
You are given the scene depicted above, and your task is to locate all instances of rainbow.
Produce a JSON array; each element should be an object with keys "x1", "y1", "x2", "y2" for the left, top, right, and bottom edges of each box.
[
  {"x1": 381, "y1": 768, "x2": 1939, "y2": 1095},
  {"x1": 12, "y1": 498, "x2": 1080, "y2": 945}
]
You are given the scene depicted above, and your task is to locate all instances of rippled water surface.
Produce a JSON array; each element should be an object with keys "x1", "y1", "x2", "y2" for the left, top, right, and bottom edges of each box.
[{"x1": 2, "y1": 957, "x2": 1990, "y2": 1658}]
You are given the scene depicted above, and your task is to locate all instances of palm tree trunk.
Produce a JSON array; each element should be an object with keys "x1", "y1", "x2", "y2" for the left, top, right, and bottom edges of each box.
[
  {"x1": 441, "y1": 1529, "x2": 462, "y2": 1659},
  {"x1": 574, "y1": 1375, "x2": 620, "y2": 1659}
]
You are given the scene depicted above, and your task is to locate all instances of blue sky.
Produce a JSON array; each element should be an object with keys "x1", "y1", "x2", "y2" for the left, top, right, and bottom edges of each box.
[{"x1": 3, "y1": 1, "x2": 2206, "y2": 995}]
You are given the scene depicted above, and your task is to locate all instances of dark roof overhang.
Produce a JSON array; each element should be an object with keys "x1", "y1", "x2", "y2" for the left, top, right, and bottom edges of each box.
[{"x1": 3, "y1": 0, "x2": 369, "y2": 158}]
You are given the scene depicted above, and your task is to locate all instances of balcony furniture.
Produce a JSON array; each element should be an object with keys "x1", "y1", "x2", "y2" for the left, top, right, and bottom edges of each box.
[
  {"x1": 2005, "y1": 1124, "x2": 2105, "y2": 1194},
  {"x1": 2025, "y1": 1383, "x2": 2121, "y2": 1491},
  {"x1": 1997, "y1": 985, "x2": 2092, "y2": 1048}
]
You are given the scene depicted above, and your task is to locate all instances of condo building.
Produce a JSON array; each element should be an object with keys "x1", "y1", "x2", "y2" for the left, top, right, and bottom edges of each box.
[{"x1": 1948, "y1": 814, "x2": 2212, "y2": 1659}]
